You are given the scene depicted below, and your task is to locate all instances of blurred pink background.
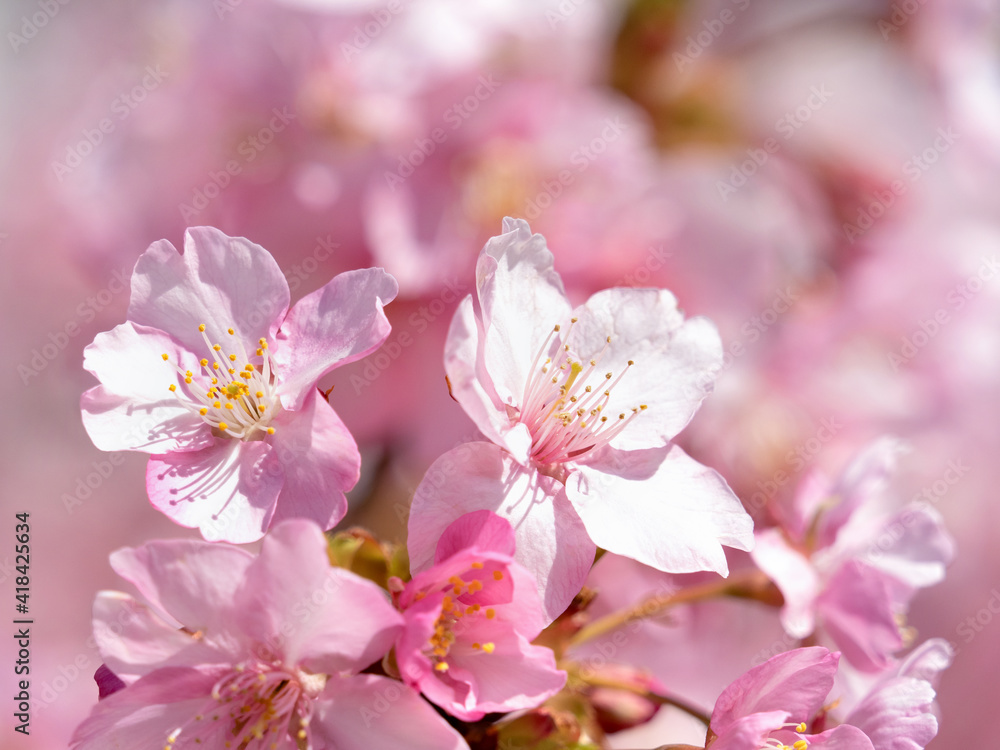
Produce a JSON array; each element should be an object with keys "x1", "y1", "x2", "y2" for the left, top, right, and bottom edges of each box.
[{"x1": 1, "y1": 0, "x2": 999, "y2": 746}]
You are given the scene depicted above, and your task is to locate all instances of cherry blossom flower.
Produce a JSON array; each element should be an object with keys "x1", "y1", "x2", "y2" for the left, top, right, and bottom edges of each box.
[
  {"x1": 71, "y1": 520, "x2": 468, "y2": 750},
  {"x1": 708, "y1": 647, "x2": 874, "y2": 750},
  {"x1": 81, "y1": 227, "x2": 398, "y2": 542},
  {"x1": 396, "y1": 510, "x2": 566, "y2": 721},
  {"x1": 408, "y1": 218, "x2": 753, "y2": 619},
  {"x1": 751, "y1": 439, "x2": 955, "y2": 671}
]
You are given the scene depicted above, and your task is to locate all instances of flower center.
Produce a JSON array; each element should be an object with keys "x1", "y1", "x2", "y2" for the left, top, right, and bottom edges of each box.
[
  {"x1": 162, "y1": 325, "x2": 279, "y2": 440},
  {"x1": 414, "y1": 561, "x2": 504, "y2": 674},
  {"x1": 518, "y1": 319, "x2": 646, "y2": 465},
  {"x1": 163, "y1": 662, "x2": 322, "y2": 750}
]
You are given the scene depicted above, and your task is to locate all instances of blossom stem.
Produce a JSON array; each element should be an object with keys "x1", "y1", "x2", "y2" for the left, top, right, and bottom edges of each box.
[
  {"x1": 578, "y1": 673, "x2": 712, "y2": 726},
  {"x1": 567, "y1": 569, "x2": 779, "y2": 650}
]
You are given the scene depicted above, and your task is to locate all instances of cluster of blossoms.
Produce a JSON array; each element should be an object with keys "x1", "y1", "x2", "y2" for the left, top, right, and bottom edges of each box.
[{"x1": 74, "y1": 220, "x2": 953, "y2": 749}]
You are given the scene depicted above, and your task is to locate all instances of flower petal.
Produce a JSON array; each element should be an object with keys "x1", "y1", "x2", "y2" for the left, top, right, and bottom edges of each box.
[
  {"x1": 408, "y1": 442, "x2": 595, "y2": 623},
  {"x1": 798, "y1": 725, "x2": 876, "y2": 750},
  {"x1": 567, "y1": 445, "x2": 753, "y2": 576},
  {"x1": 433, "y1": 509, "x2": 517, "y2": 564},
  {"x1": 567, "y1": 287, "x2": 724, "y2": 449},
  {"x1": 70, "y1": 667, "x2": 222, "y2": 750},
  {"x1": 752, "y1": 528, "x2": 820, "y2": 638},
  {"x1": 816, "y1": 560, "x2": 903, "y2": 673},
  {"x1": 109, "y1": 538, "x2": 254, "y2": 640},
  {"x1": 274, "y1": 267, "x2": 398, "y2": 410},
  {"x1": 235, "y1": 519, "x2": 402, "y2": 674},
  {"x1": 845, "y1": 677, "x2": 938, "y2": 750},
  {"x1": 444, "y1": 294, "x2": 531, "y2": 462},
  {"x1": 477, "y1": 218, "x2": 574, "y2": 414},
  {"x1": 145, "y1": 439, "x2": 284, "y2": 543},
  {"x1": 93, "y1": 592, "x2": 228, "y2": 682},
  {"x1": 266, "y1": 389, "x2": 359, "y2": 530},
  {"x1": 864, "y1": 505, "x2": 955, "y2": 591},
  {"x1": 81, "y1": 323, "x2": 213, "y2": 454},
  {"x1": 310, "y1": 674, "x2": 470, "y2": 750},
  {"x1": 128, "y1": 227, "x2": 290, "y2": 355},
  {"x1": 709, "y1": 711, "x2": 790, "y2": 750},
  {"x1": 711, "y1": 647, "x2": 838, "y2": 734}
]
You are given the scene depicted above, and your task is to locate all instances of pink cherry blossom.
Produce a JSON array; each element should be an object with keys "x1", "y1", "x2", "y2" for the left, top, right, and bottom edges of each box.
[
  {"x1": 408, "y1": 218, "x2": 753, "y2": 619},
  {"x1": 708, "y1": 647, "x2": 875, "y2": 750},
  {"x1": 751, "y1": 439, "x2": 955, "y2": 672},
  {"x1": 396, "y1": 510, "x2": 566, "y2": 721},
  {"x1": 71, "y1": 519, "x2": 468, "y2": 750},
  {"x1": 81, "y1": 227, "x2": 398, "y2": 542}
]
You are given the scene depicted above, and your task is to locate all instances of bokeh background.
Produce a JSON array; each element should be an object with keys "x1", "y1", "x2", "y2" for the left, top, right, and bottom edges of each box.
[{"x1": 1, "y1": 0, "x2": 999, "y2": 747}]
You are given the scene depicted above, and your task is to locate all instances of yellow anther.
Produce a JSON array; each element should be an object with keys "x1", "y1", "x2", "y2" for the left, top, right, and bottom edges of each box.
[
  {"x1": 258, "y1": 404, "x2": 266, "y2": 412},
  {"x1": 228, "y1": 328, "x2": 235, "y2": 335},
  {"x1": 467, "y1": 580, "x2": 483, "y2": 593},
  {"x1": 414, "y1": 591, "x2": 426, "y2": 601},
  {"x1": 434, "y1": 662, "x2": 449, "y2": 672},
  {"x1": 198, "y1": 324, "x2": 206, "y2": 332},
  {"x1": 442, "y1": 595, "x2": 453, "y2": 610},
  {"x1": 793, "y1": 742, "x2": 808, "y2": 750},
  {"x1": 229, "y1": 354, "x2": 237, "y2": 362},
  {"x1": 493, "y1": 570, "x2": 504, "y2": 581},
  {"x1": 218, "y1": 423, "x2": 228, "y2": 431},
  {"x1": 796, "y1": 723, "x2": 807, "y2": 733},
  {"x1": 184, "y1": 378, "x2": 192, "y2": 384},
  {"x1": 256, "y1": 348, "x2": 263, "y2": 356},
  {"x1": 472, "y1": 642, "x2": 481, "y2": 650},
  {"x1": 245, "y1": 364, "x2": 254, "y2": 371},
  {"x1": 471, "y1": 561, "x2": 484, "y2": 569},
  {"x1": 482, "y1": 642, "x2": 495, "y2": 653},
  {"x1": 200, "y1": 358, "x2": 209, "y2": 367},
  {"x1": 213, "y1": 401, "x2": 221, "y2": 408},
  {"x1": 553, "y1": 324, "x2": 561, "y2": 332},
  {"x1": 200, "y1": 408, "x2": 208, "y2": 415},
  {"x1": 485, "y1": 608, "x2": 495, "y2": 619},
  {"x1": 213, "y1": 344, "x2": 221, "y2": 351},
  {"x1": 161, "y1": 353, "x2": 169, "y2": 361},
  {"x1": 212, "y1": 362, "x2": 220, "y2": 370},
  {"x1": 225, "y1": 403, "x2": 234, "y2": 410},
  {"x1": 266, "y1": 427, "x2": 275, "y2": 435},
  {"x1": 168, "y1": 384, "x2": 176, "y2": 392}
]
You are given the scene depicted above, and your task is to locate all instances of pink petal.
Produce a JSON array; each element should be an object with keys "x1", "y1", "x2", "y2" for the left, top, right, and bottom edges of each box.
[
  {"x1": 95, "y1": 664, "x2": 126, "y2": 700},
  {"x1": 864, "y1": 506, "x2": 955, "y2": 591},
  {"x1": 567, "y1": 287, "x2": 724, "y2": 449},
  {"x1": 752, "y1": 528, "x2": 821, "y2": 638},
  {"x1": 81, "y1": 323, "x2": 213, "y2": 454},
  {"x1": 433, "y1": 509, "x2": 516, "y2": 564},
  {"x1": 266, "y1": 389, "x2": 359, "y2": 530},
  {"x1": 816, "y1": 560, "x2": 903, "y2": 673},
  {"x1": 109, "y1": 538, "x2": 253, "y2": 641},
  {"x1": 92, "y1": 593, "x2": 226, "y2": 682},
  {"x1": 444, "y1": 616, "x2": 566, "y2": 718},
  {"x1": 895, "y1": 638, "x2": 953, "y2": 687},
  {"x1": 709, "y1": 711, "x2": 790, "y2": 750},
  {"x1": 70, "y1": 667, "x2": 222, "y2": 750},
  {"x1": 146, "y1": 439, "x2": 284, "y2": 543},
  {"x1": 235, "y1": 519, "x2": 402, "y2": 674},
  {"x1": 273, "y1": 267, "x2": 397, "y2": 411},
  {"x1": 310, "y1": 674, "x2": 470, "y2": 750},
  {"x1": 711, "y1": 647, "x2": 838, "y2": 733},
  {"x1": 477, "y1": 218, "x2": 574, "y2": 418},
  {"x1": 816, "y1": 438, "x2": 905, "y2": 548},
  {"x1": 444, "y1": 294, "x2": 532, "y2": 463},
  {"x1": 567, "y1": 445, "x2": 753, "y2": 576},
  {"x1": 127, "y1": 227, "x2": 290, "y2": 356},
  {"x1": 803, "y1": 725, "x2": 876, "y2": 750},
  {"x1": 845, "y1": 677, "x2": 938, "y2": 750},
  {"x1": 407, "y1": 442, "x2": 595, "y2": 623}
]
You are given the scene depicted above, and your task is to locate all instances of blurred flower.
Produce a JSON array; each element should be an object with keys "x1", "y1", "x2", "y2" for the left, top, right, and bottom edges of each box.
[
  {"x1": 81, "y1": 226, "x2": 398, "y2": 542},
  {"x1": 752, "y1": 438, "x2": 955, "y2": 672},
  {"x1": 72, "y1": 520, "x2": 468, "y2": 750},
  {"x1": 395, "y1": 510, "x2": 565, "y2": 721},
  {"x1": 408, "y1": 218, "x2": 753, "y2": 620}
]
